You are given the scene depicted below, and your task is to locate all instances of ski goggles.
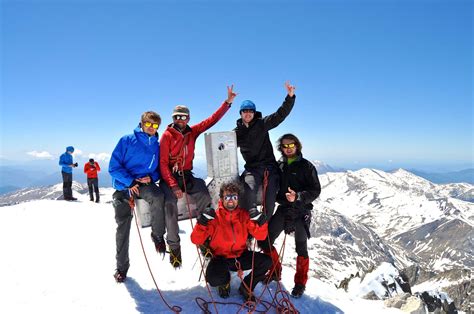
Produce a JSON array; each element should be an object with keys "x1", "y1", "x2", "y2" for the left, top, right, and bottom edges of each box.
[
  {"x1": 223, "y1": 194, "x2": 238, "y2": 201},
  {"x1": 143, "y1": 121, "x2": 159, "y2": 129},
  {"x1": 173, "y1": 115, "x2": 188, "y2": 121},
  {"x1": 281, "y1": 143, "x2": 296, "y2": 149}
]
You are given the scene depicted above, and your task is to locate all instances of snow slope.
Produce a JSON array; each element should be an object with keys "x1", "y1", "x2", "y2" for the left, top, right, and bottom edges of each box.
[{"x1": 1, "y1": 189, "x2": 404, "y2": 314}]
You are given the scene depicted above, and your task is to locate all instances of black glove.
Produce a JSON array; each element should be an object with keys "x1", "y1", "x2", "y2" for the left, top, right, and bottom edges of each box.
[
  {"x1": 249, "y1": 207, "x2": 267, "y2": 226},
  {"x1": 284, "y1": 212, "x2": 296, "y2": 234},
  {"x1": 73, "y1": 162, "x2": 78, "y2": 167},
  {"x1": 197, "y1": 207, "x2": 216, "y2": 226}
]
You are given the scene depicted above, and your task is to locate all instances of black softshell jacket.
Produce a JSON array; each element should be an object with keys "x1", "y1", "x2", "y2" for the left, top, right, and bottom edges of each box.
[
  {"x1": 234, "y1": 95, "x2": 296, "y2": 169},
  {"x1": 276, "y1": 154, "x2": 321, "y2": 211}
]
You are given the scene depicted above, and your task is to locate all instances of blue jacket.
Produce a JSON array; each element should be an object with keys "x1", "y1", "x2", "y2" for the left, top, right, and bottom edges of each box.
[
  {"x1": 109, "y1": 126, "x2": 161, "y2": 191},
  {"x1": 59, "y1": 152, "x2": 74, "y2": 174}
]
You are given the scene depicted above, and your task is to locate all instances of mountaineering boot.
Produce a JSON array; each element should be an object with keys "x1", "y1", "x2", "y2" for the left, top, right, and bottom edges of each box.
[
  {"x1": 264, "y1": 246, "x2": 282, "y2": 283},
  {"x1": 217, "y1": 281, "x2": 230, "y2": 298},
  {"x1": 113, "y1": 269, "x2": 127, "y2": 283},
  {"x1": 238, "y1": 283, "x2": 256, "y2": 302},
  {"x1": 292, "y1": 256, "x2": 309, "y2": 298},
  {"x1": 291, "y1": 283, "x2": 305, "y2": 298},
  {"x1": 151, "y1": 233, "x2": 166, "y2": 255},
  {"x1": 169, "y1": 246, "x2": 182, "y2": 268}
]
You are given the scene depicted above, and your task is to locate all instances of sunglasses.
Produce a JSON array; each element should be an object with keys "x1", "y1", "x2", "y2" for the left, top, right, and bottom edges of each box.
[
  {"x1": 144, "y1": 122, "x2": 159, "y2": 129},
  {"x1": 223, "y1": 194, "x2": 238, "y2": 201},
  {"x1": 241, "y1": 109, "x2": 255, "y2": 114},
  {"x1": 281, "y1": 143, "x2": 296, "y2": 149},
  {"x1": 174, "y1": 115, "x2": 188, "y2": 121}
]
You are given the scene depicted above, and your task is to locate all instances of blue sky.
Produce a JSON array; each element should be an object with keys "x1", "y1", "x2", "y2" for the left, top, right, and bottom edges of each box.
[{"x1": 1, "y1": 0, "x2": 472, "y2": 172}]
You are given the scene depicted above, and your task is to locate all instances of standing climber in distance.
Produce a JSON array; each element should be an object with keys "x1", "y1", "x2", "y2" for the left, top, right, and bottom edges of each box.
[
  {"x1": 59, "y1": 146, "x2": 78, "y2": 201},
  {"x1": 84, "y1": 158, "x2": 101, "y2": 203}
]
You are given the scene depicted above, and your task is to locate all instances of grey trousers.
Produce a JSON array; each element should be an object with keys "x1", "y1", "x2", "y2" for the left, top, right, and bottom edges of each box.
[
  {"x1": 160, "y1": 176, "x2": 212, "y2": 250},
  {"x1": 112, "y1": 183, "x2": 165, "y2": 273},
  {"x1": 61, "y1": 171, "x2": 73, "y2": 199},
  {"x1": 240, "y1": 165, "x2": 280, "y2": 220}
]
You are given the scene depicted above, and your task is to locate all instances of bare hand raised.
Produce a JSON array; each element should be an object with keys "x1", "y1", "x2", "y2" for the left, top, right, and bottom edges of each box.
[
  {"x1": 226, "y1": 84, "x2": 238, "y2": 104},
  {"x1": 285, "y1": 81, "x2": 296, "y2": 97}
]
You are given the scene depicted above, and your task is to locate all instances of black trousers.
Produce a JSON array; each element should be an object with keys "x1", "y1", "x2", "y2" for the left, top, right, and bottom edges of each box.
[
  {"x1": 87, "y1": 178, "x2": 100, "y2": 200},
  {"x1": 260, "y1": 205, "x2": 309, "y2": 258},
  {"x1": 61, "y1": 171, "x2": 73, "y2": 199},
  {"x1": 205, "y1": 250, "x2": 272, "y2": 291}
]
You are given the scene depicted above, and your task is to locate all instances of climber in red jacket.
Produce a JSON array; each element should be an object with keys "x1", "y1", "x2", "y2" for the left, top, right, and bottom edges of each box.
[
  {"x1": 191, "y1": 181, "x2": 271, "y2": 301},
  {"x1": 159, "y1": 85, "x2": 237, "y2": 268},
  {"x1": 84, "y1": 158, "x2": 101, "y2": 202}
]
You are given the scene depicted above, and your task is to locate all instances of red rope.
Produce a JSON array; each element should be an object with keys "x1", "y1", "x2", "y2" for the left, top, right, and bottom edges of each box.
[
  {"x1": 262, "y1": 169, "x2": 269, "y2": 215},
  {"x1": 180, "y1": 168, "x2": 219, "y2": 314},
  {"x1": 258, "y1": 168, "x2": 299, "y2": 313},
  {"x1": 130, "y1": 196, "x2": 182, "y2": 313},
  {"x1": 179, "y1": 166, "x2": 298, "y2": 313}
]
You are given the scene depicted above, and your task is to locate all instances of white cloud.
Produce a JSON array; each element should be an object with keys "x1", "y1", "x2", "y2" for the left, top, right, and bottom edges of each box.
[
  {"x1": 73, "y1": 149, "x2": 84, "y2": 157},
  {"x1": 27, "y1": 151, "x2": 54, "y2": 159},
  {"x1": 88, "y1": 152, "x2": 111, "y2": 162}
]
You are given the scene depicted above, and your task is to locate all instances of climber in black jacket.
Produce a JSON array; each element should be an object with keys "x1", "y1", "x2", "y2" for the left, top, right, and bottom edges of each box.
[{"x1": 234, "y1": 81, "x2": 296, "y2": 221}]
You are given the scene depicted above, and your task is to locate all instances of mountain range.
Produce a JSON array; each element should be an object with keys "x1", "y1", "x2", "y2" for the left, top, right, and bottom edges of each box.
[{"x1": 1, "y1": 157, "x2": 472, "y2": 195}]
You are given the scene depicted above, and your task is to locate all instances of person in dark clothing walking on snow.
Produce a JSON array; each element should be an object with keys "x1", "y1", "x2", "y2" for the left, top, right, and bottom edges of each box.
[
  {"x1": 191, "y1": 181, "x2": 270, "y2": 301},
  {"x1": 234, "y1": 82, "x2": 296, "y2": 221},
  {"x1": 84, "y1": 158, "x2": 101, "y2": 202},
  {"x1": 160, "y1": 85, "x2": 237, "y2": 268},
  {"x1": 260, "y1": 133, "x2": 321, "y2": 298},
  {"x1": 109, "y1": 111, "x2": 166, "y2": 283},
  {"x1": 59, "y1": 146, "x2": 78, "y2": 201}
]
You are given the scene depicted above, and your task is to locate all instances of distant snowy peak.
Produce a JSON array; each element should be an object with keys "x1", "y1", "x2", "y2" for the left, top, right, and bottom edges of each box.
[
  {"x1": 317, "y1": 168, "x2": 474, "y2": 237},
  {"x1": 311, "y1": 160, "x2": 342, "y2": 174}
]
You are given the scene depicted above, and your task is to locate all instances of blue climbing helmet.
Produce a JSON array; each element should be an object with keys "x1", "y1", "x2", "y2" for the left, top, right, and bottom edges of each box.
[
  {"x1": 66, "y1": 146, "x2": 75, "y2": 153},
  {"x1": 240, "y1": 100, "x2": 256, "y2": 113}
]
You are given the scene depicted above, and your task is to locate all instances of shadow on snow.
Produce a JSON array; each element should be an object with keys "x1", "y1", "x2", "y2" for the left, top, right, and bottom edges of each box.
[{"x1": 124, "y1": 277, "x2": 343, "y2": 314}]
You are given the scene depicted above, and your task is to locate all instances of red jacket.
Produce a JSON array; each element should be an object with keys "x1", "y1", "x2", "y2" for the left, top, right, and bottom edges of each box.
[
  {"x1": 160, "y1": 101, "x2": 230, "y2": 188},
  {"x1": 191, "y1": 201, "x2": 268, "y2": 258},
  {"x1": 84, "y1": 162, "x2": 101, "y2": 179}
]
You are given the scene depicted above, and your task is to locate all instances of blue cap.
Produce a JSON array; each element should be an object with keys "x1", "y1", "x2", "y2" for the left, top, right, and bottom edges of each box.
[
  {"x1": 66, "y1": 146, "x2": 74, "y2": 152},
  {"x1": 240, "y1": 100, "x2": 256, "y2": 112}
]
